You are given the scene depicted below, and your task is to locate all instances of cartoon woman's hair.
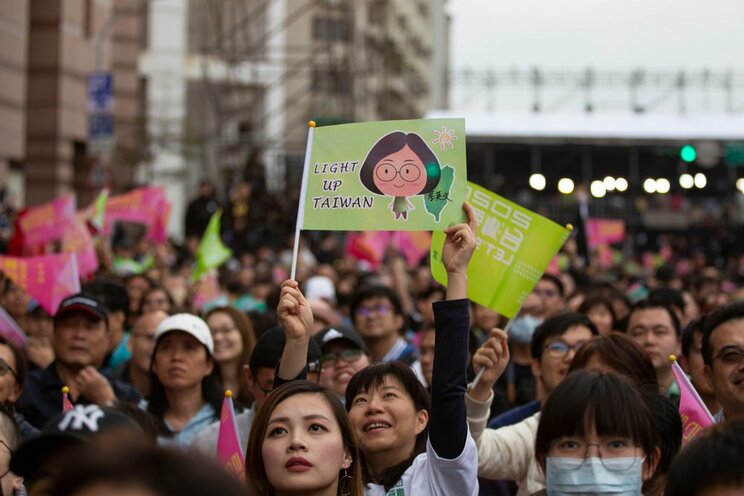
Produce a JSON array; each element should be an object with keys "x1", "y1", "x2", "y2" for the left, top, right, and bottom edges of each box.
[{"x1": 359, "y1": 132, "x2": 441, "y2": 195}]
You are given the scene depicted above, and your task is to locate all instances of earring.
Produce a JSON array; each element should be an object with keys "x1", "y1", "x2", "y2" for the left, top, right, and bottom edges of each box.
[{"x1": 340, "y1": 468, "x2": 353, "y2": 496}]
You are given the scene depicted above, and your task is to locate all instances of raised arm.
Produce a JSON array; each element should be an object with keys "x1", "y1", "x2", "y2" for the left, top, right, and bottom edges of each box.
[
  {"x1": 429, "y1": 202, "x2": 476, "y2": 459},
  {"x1": 275, "y1": 280, "x2": 313, "y2": 382}
]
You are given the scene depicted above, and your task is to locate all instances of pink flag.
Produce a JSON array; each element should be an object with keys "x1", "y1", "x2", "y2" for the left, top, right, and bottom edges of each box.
[
  {"x1": 346, "y1": 231, "x2": 431, "y2": 270},
  {"x1": 586, "y1": 219, "x2": 625, "y2": 248},
  {"x1": 216, "y1": 390, "x2": 245, "y2": 482},
  {"x1": 0, "y1": 307, "x2": 28, "y2": 348},
  {"x1": 63, "y1": 214, "x2": 99, "y2": 278},
  {"x1": 104, "y1": 187, "x2": 166, "y2": 235},
  {"x1": 62, "y1": 387, "x2": 74, "y2": 412},
  {"x1": 0, "y1": 254, "x2": 81, "y2": 316},
  {"x1": 146, "y1": 199, "x2": 171, "y2": 245},
  {"x1": 670, "y1": 358, "x2": 714, "y2": 445},
  {"x1": 19, "y1": 195, "x2": 76, "y2": 248}
]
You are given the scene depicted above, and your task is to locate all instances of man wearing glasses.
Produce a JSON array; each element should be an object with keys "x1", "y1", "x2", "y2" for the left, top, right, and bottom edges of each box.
[
  {"x1": 701, "y1": 301, "x2": 744, "y2": 422},
  {"x1": 314, "y1": 326, "x2": 372, "y2": 403}
]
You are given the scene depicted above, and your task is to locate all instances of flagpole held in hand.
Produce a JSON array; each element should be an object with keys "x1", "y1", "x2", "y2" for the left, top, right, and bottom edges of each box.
[{"x1": 290, "y1": 121, "x2": 316, "y2": 280}]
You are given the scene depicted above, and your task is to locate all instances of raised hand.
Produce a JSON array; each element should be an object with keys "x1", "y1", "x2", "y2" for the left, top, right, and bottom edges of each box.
[
  {"x1": 441, "y1": 202, "x2": 477, "y2": 300},
  {"x1": 470, "y1": 328, "x2": 510, "y2": 402},
  {"x1": 277, "y1": 279, "x2": 313, "y2": 342}
]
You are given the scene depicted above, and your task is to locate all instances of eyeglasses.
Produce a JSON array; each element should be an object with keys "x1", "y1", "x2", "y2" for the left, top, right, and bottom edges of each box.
[
  {"x1": 549, "y1": 438, "x2": 641, "y2": 471},
  {"x1": 534, "y1": 288, "x2": 559, "y2": 298},
  {"x1": 355, "y1": 305, "x2": 392, "y2": 317},
  {"x1": 713, "y1": 346, "x2": 744, "y2": 366},
  {"x1": 375, "y1": 163, "x2": 422, "y2": 183},
  {"x1": 0, "y1": 360, "x2": 17, "y2": 379},
  {"x1": 321, "y1": 349, "x2": 363, "y2": 368},
  {"x1": 544, "y1": 340, "x2": 586, "y2": 359}
]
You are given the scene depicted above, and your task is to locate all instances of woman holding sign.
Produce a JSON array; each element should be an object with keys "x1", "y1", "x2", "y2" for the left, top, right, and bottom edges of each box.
[
  {"x1": 359, "y1": 132, "x2": 441, "y2": 221},
  {"x1": 274, "y1": 202, "x2": 479, "y2": 495}
]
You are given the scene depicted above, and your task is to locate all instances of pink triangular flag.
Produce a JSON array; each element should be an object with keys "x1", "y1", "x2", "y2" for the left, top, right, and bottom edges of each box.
[
  {"x1": 0, "y1": 307, "x2": 27, "y2": 348},
  {"x1": 62, "y1": 387, "x2": 74, "y2": 412},
  {"x1": 0, "y1": 254, "x2": 81, "y2": 315},
  {"x1": 216, "y1": 390, "x2": 245, "y2": 482},
  {"x1": 19, "y1": 195, "x2": 76, "y2": 248},
  {"x1": 670, "y1": 357, "x2": 715, "y2": 445}
]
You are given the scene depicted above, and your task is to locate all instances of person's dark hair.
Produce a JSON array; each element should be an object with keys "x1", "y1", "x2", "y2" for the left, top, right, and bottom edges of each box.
[
  {"x1": 649, "y1": 287, "x2": 685, "y2": 316},
  {"x1": 539, "y1": 273, "x2": 565, "y2": 297},
  {"x1": 138, "y1": 285, "x2": 175, "y2": 315},
  {"x1": 642, "y1": 390, "x2": 682, "y2": 495},
  {"x1": 664, "y1": 420, "x2": 744, "y2": 496},
  {"x1": 626, "y1": 299, "x2": 682, "y2": 336},
  {"x1": 146, "y1": 336, "x2": 222, "y2": 436},
  {"x1": 535, "y1": 371, "x2": 657, "y2": 470},
  {"x1": 702, "y1": 300, "x2": 744, "y2": 366},
  {"x1": 681, "y1": 316, "x2": 705, "y2": 360},
  {"x1": 112, "y1": 402, "x2": 159, "y2": 442},
  {"x1": 52, "y1": 446, "x2": 244, "y2": 496},
  {"x1": 83, "y1": 279, "x2": 131, "y2": 320},
  {"x1": 0, "y1": 336, "x2": 27, "y2": 399},
  {"x1": 246, "y1": 381, "x2": 364, "y2": 496},
  {"x1": 350, "y1": 286, "x2": 404, "y2": 320},
  {"x1": 569, "y1": 332, "x2": 659, "y2": 388},
  {"x1": 359, "y1": 132, "x2": 441, "y2": 196},
  {"x1": 0, "y1": 404, "x2": 21, "y2": 452},
  {"x1": 577, "y1": 295, "x2": 617, "y2": 329},
  {"x1": 344, "y1": 362, "x2": 429, "y2": 489},
  {"x1": 205, "y1": 306, "x2": 257, "y2": 403},
  {"x1": 530, "y1": 313, "x2": 598, "y2": 360}
]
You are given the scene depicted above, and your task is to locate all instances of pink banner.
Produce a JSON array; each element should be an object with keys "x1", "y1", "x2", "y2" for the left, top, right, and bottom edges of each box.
[
  {"x1": 671, "y1": 360, "x2": 714, "y2": 446},
  {"x1": 104, "y1": 187, "x2": 166, "y2": 235},
  {"x1": 19, "y1": 195, "x2": 76, "y2": 247},
  {"x1": 216, "y1": 393, "x2": 245, "y2": 482},
  {"x1": 0, "y1": 307, "x2": 28, "y2": 348},
  {"x1": 0, "y1": 254, "x2": 81, "y2": 316},
  {"x1": 63, "y1": 214, "x2": 99, "y2": 278},
  {"x1": 346, "y1": 231, "x2": 432, "y2": 270},
  {"x1": 586, "y1": 219, "x2": 625, "y2": 248},
  {"x1": 146, "y1": 199, "x2": 171, "y2": 245}
]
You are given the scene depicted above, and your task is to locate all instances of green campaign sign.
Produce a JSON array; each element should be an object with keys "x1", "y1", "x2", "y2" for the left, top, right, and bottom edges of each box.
[
  {"x1": 431, "y1": 182, "x2": 570, "y2": 319},
  {"x1": 299, "y1": 119, "x2": 467, "y2": 231}
]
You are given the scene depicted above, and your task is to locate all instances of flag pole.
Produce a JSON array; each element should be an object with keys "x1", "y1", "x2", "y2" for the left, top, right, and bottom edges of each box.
[{"x1": 290, "y1": 121, "x2": 316, "y2": 281}]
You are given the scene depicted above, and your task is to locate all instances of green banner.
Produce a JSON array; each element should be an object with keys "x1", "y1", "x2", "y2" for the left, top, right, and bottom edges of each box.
[
  {"x1": 300, "y1": 119, "x2": 467, "y2": 231},
  {"x1": 431, "y1": 182, "x2": 570, "y2": 319},
  {"x1": 193, "y1": 210, "x2": 232, "y2": 282}
]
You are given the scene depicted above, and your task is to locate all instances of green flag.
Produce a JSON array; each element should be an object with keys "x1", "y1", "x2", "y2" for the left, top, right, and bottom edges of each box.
[
  {"x1": 430, "y1": 182, "x2": 570, "y2": 319},
  {"x1": 193, "y1": 210, "x2": 232, "y2": 282},
  {"x1": 91, "y1": 188, "x2": 109, "y2": 232},
  {"x1": 298, "y1": 119, "x2": 467, "y2": 231}
]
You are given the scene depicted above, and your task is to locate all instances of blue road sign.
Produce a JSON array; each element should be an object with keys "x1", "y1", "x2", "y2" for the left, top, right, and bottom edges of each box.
[
  {"x1": 88, "y1": 73, "x2": 114, "y2": 112},
  {"x1": 89, "y1": 113, "x2": 114, "y2": 140}
]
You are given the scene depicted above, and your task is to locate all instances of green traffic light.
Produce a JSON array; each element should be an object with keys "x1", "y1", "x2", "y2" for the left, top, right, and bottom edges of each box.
[{"x1": 680, "y1": 144, "x2": 697, "y2": 163}]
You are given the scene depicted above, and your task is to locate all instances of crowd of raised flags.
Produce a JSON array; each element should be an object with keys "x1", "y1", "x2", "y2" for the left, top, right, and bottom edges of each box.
[{"x1": 0, "y1": 118, "x2": 741, "y2": 495}]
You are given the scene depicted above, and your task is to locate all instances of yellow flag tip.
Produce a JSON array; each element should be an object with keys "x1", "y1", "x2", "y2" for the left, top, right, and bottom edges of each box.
[
  {"x1": 566, "y1": 224, "x2": 574, "y2": 231},
  {"x1": 308, "y1": 120, "x2": 317, "y2": 128},
  {"x1": 62, "y1": 386, "x2": 70, "y2": 394},
  {"x1": 668, "y1": 355, "x2": 677, "y2": 363},
  {"x1": 224, "y1": 389, "x2": 233, "y2": 398}
]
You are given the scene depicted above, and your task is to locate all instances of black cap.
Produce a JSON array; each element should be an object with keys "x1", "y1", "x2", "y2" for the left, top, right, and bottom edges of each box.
[
  {"x1": 11, "y1": 404, "x2": 140, "y2": 477},
  {"x1": 55, "y1": 292, "x2": 108, "y2": 322},
  {"x1": 314, "y1": 325, "x2": 367, "y2": 352},
  {"x1": 249, "y1": 327, "x2": 322, "y2": 375}
]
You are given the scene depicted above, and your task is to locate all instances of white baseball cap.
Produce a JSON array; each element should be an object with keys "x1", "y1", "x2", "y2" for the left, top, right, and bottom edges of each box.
[{"x1": 154, "y1": 313, "x2": 214, "y2": 355}]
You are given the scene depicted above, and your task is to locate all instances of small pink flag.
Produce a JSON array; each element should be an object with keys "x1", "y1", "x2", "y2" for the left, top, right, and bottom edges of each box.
[
  {"x1": 19, "y1": 195, "x2": 76, "y2": 248},
  {"x1": 104, "y1": 187, "x2": 165, "y2": 235},
  {"x1": 216, "y1": 390, "x2": 245, "y2": 482},
  {"x1": 0, "y1": 307, "x2": 28, "y2": 348},
  {"x1": 62, "y1": 386, "x2": 74, "y2": 412},
  {"x1": 63, "y1": 213, "x2": 99, "y2": 278},
  {"x1": 670, "y1": 356, "x2": 715, "y2": 445},
  {"x1": 586, "y1": 218, "x2": 625, "y2": 248},
  {"x1": 0, "y1": 254, "x2": 81, "y2": 316}
]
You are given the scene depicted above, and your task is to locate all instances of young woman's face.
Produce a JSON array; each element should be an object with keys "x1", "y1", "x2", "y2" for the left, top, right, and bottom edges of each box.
[
  {"x1": 319, "y1": 342, "x2": 371, "y2": 397},
  {"x1": 142, "y1": 289, "x2": 171, "y2": 314},
  {"x1": 153, "y1": 332, "x2": 213, "y2": 390},
  {"x1": 0, "y1": 344, "x2": 20, "y2": 404},
  {"x1": 262, "y1": 393, "x2": 352, "y2": 495},
  {"x1": 348, "y1": 375, "x2": 428, "y2": 459},
  {"x1": 586, "y1": 304, "x2": 614, "y2": 336},
  {"x1": 207, "y1": 312, "x2": 243, "y2": 364},
  {"x1": 372, "y1": 145, "x2": 427, "y2": 197}
]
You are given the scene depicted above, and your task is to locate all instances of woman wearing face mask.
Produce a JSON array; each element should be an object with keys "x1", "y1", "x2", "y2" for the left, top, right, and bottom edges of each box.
[
  {"x1": 275, "y1": 203, "x2": 479, "y2": 495},
  {"x1": 245, "y1": 381, "x2": 364, "y2": 496},
  {"x1": 533, "y1": 370, "x2": 659, "y2": 495},
  {"x1": 146, "y1": 314, "x2": 222, "y2": 447}
]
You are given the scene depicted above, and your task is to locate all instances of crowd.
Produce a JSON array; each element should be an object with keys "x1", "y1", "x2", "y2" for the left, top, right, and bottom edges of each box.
[{"x1": 0, "y1": 180, "x2": 743, "y2": 496}]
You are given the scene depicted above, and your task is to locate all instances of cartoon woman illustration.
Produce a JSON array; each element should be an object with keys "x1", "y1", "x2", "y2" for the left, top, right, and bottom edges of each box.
[{"x1": 359, "y1": 132, "x2": 441, "y2": 220}]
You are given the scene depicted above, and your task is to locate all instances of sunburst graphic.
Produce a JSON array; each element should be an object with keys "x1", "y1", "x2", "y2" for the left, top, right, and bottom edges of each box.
[{"x1": 432, "y1": 127, "x2": 459, "y2": 150}]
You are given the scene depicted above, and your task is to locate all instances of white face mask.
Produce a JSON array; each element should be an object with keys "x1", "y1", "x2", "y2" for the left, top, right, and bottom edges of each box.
[{"x1": 545, "y1": 456, "x2": 644, "y2": 495}]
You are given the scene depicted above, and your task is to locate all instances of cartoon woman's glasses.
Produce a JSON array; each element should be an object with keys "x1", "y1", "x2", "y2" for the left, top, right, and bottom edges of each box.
[{"x1": 375, "y1": 162, "x2": 422, "y2": 183}]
